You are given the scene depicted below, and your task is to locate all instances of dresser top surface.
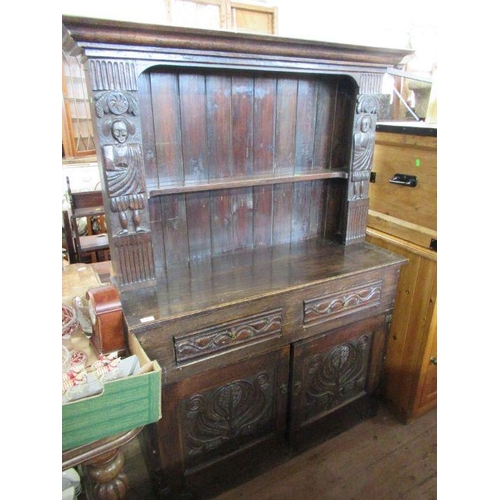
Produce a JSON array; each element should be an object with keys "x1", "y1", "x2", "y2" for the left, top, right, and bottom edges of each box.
[{"x1": 120, "y1": 239, "x2": 406, "y2": 331}]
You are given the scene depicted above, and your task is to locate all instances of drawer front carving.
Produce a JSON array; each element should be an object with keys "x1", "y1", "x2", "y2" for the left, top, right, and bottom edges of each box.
[
  {"x1": 303, "y1": 281, "x2": 382, "y2": 326},
  {"x1": 174, "y1": 309, "x2": 283, "y2": 363}
]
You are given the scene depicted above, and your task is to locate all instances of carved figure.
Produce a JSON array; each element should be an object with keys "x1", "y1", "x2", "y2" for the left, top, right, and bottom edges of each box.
[
  {"x1": 102, "y1": 119, "x2": 147, "y2": 235},
  {"x1": 350, "y1": 113, "x2": 376, "y2": 200},
  {"x1": 353, "y1": 114, "x2": 375, "y2": 176}
]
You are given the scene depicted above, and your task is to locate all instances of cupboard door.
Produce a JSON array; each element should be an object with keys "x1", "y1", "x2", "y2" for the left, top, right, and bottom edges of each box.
[
  {"x1": 159, "y1": 346, "x2": 290, "y2": 484},
  {"x1": 412, "y1": 303, "x2": 437, "y2": 418},
  {"x1": 289, "y1": 314, "x2": 389, "y2": 436}
]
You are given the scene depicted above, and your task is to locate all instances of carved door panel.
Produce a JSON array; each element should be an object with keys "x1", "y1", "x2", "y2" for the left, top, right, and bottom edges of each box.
[
  {"x1": 163, "y1": 346, "x2": 290, "y2": 476},
  {"x1": 289, "y1": 314, "x2": 389, "y2": 434}
]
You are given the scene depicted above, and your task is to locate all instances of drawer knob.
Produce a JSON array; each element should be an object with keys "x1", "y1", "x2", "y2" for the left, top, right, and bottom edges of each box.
[{"x1": 430, "y1": 356, "x2": 437, "y2": 365}]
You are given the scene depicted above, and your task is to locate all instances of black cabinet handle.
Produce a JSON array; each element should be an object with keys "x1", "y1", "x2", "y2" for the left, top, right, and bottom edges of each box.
[{"x1": 389, "y1": 173, "x2": 418, "y2": 187}]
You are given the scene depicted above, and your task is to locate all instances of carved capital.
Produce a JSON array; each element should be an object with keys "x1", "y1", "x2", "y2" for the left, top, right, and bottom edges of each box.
[
  {"x1": 89, "y1": 59, "x2": 138, "y2": 92},
  {"x1": 358, "y1": 73, "x2": 384, "y2": 95}
]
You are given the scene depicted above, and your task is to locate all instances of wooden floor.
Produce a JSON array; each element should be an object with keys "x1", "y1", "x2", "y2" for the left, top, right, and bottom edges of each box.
[{"x1": 101, "y1": 402, "x2": 436, "y2": 500}]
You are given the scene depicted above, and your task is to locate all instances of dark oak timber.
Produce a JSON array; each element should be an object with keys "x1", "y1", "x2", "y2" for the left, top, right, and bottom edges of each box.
[{"x1": 63, "y1": 16, "x2": 411, "y2": 498}]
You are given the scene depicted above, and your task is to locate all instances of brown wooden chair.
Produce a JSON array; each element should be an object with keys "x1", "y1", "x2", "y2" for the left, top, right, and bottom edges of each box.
[
  {"x1": 65, "y1": 177, "x2": 110, "y2": 263},
  {"x1": 62, "y1": 209, "x2": 77, "y2": 263}
]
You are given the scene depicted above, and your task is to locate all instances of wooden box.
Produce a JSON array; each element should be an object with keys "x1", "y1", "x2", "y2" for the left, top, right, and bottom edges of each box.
[
  {"x1": 368, "y1": 124, "x2": 437, "y2": 249},
  {"x1": 367, "y1": 123, "x2": 437, "y2": 422},
  {"x1": 62, "y1": 332, "x2": 162, "y2": 451}
]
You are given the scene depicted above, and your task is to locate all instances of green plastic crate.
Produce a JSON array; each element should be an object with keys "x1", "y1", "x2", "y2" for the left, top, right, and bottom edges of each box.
[{"x1": 62, "y1": 335, "x2": 161, "y2": 451}]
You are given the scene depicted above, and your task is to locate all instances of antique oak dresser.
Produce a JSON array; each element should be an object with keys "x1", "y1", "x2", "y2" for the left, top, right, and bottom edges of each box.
[{"x1": 62, "y1": 16, "x2": 411, "y2": 497}]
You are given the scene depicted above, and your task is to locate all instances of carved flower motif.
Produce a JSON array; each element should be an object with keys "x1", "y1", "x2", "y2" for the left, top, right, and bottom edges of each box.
[{"x1": 107, "y1": 92, "x2": 130, "y2": 115}]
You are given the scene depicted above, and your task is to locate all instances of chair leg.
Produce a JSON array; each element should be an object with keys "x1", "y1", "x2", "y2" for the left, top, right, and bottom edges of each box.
[{"x1": 62, "y1": 210, "x2": 78, "y2": 264}]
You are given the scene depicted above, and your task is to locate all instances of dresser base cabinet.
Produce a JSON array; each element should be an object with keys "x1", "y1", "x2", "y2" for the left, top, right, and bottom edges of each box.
[
  {"x1": 127, "y1": 241, "x2": 405, "y2": 497},
  {"x1": 140, "y1": 311, "x2": 397, "y2": 498}
]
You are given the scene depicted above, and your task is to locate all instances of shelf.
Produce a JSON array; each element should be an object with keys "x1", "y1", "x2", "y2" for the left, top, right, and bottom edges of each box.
[
  {"x1": 71, "y1": 206, "x2": 105, "y2": 219},
  {"x1": 376, "y1": 122, "x2": 437, "y2": 137},
  {"x1": 147, "y1": 169, "x2": 348, "y2": 196}
]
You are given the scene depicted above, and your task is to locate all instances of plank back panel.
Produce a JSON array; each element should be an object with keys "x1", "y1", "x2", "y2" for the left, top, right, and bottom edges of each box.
[
  {"x1": 138, "y1": 69, "x2": 354, "y2": 267},
  {"x1": 139, "y1": 69, "x2": 353, "y2": 185},
  {"x1": 150, "y1": 72, "x2": 184, "y2": 186},
  {"x1": 330, "y1": 78, "x2": 355, "y2": 170},
  {"x1": 253, "y1": 76, "x2": 276, "y2": 174},
  {"x1": 275, "y1": 78, "x2": 298, "y2": 174},
  {"x1": 153, "y1": 183, "x2": 344, "y2": 267},
  {"x1": 179, "y1": 73, "x2": 209, "y2": 183},
  {"x1": 231, "y1": 76, "x2": 254, "y2": 177}
]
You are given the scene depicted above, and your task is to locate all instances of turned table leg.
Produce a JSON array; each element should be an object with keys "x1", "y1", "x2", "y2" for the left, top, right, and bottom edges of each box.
[
  {"x1": 83, "y1": 448, "x2": 129, "y2": 499},
  {"x1": 62, "y1": 428, "x2": 142, "y2": 500}
]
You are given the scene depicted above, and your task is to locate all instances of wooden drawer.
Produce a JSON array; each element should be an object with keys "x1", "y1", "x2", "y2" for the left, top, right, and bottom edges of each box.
[
  {"x1": 298, "y1": 266, "x2": 401, "y2": 338},
  {"x1": 134, "y1": 294, "x2": 292, "y2": 382},
  {"x1": 173, "y1": 308, "x2": 283, "y2": 364},
  {"x1": 303, "y1": 280, "x2": 383, "y2": 327}
]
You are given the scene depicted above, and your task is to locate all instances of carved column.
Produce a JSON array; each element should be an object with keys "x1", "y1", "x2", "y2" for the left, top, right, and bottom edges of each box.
[
  {"x1": 345, "y1": 73, "x2": 382, "y2": 244},
  {"x1": 88, "y1": 59, "x2": 155, "y2": 287}
]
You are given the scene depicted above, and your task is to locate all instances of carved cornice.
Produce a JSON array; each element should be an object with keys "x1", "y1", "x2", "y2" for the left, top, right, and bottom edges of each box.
[{"x1": 62, "y1": 16, "x2": 413, "y2": 69}]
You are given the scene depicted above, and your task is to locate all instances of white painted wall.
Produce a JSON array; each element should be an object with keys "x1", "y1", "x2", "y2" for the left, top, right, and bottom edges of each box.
[{"x1": 61, "y1": 0, "x2": 436, "y2": 54}]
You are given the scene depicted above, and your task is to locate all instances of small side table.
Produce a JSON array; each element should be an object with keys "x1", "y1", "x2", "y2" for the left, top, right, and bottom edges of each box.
[{"x1": 62, "y1": 427, "x2": 142, "y2": 499}]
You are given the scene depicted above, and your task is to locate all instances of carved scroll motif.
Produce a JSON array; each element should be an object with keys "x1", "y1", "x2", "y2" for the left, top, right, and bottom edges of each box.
[
  {"x1": 174, "y1": 309, "x2": 283, "y2": 363},
  {"x1": 182, "y1": 373, "x2": 274, "y2": 466},
  {"x1": 303, "y1": 281, "x2": 382, "y2": 326},
  {"x1": 304, "y1": 335, "x2": 371, "y2": 421}
]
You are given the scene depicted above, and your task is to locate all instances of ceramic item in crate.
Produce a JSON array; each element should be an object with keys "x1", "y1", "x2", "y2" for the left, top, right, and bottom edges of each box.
[{"x1": 62, "y1": 304, "x2": 79, "y2": 341}]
